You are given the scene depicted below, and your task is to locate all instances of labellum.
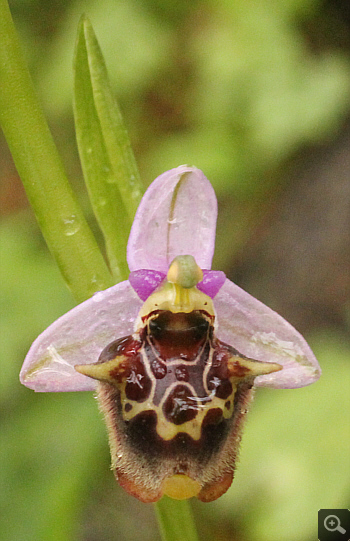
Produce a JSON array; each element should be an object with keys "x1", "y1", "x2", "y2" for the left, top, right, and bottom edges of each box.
[{"x1": 75, "y1": 256, "x2": 281, "y2": 502}]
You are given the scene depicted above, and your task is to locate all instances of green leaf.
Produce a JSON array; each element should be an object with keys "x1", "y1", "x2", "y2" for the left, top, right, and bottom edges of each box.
[
  {"x1": 73, "y1": 15, "x2": 143, "y2": 281},
  {"x1": 0, "y1": 0, "x2": 113, "y2": 303}
]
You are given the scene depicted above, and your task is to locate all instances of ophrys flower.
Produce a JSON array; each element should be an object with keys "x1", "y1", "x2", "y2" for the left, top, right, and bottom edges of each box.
[{"x1": 20, "y1": 165, "x2": 321, "y2": 502}]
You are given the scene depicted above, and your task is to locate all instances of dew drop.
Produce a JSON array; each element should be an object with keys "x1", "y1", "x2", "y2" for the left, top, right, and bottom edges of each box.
[
  {"x1": 90, "y1": 275, "x2": 99, "y2": 286},
  {"x1": 63, "y1": 215, "x2": 80, "y2": 236},
  {"x1": 92, "y1": 291, "x2": 105, "y2": 303}
]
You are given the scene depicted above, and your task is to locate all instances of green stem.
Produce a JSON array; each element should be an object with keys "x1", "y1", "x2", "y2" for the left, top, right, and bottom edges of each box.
[
  {"x1": 155, "y1": 497, "x2": 199, "y2": 541},
  {"x1": 0, "y1": 0, "x2": 113, "y2": 302}
]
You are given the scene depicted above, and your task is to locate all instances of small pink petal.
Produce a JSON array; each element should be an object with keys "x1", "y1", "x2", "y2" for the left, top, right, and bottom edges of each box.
[
  {"x1": 20, "y1": 281, "x2": 142, "y2": 392},
  {"x1": 127, "y1": 165, "x2": 217, "y2": 273},
  {"x1": 214, "y1": 279, "x2": 321, "y2": 389},
  {"x1": 129, "y1": 270, "x2": 166, "y2": 301},
  {"x1": 198, "y1": 270, "x2": 226, "y2": 299},
  {"x1": 129, "y1": 269, "x2": 225, "y2": 301}
]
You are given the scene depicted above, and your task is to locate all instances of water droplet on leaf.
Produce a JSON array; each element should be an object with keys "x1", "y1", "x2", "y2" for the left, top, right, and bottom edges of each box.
[{"x1": 63, "y1": 215, "x2": 80, "y2": 236}]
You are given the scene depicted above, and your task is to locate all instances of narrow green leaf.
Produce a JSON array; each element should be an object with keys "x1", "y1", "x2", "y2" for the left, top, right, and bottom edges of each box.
[
  {"x1": 73, "y1": 15, "x2": 143, "y2": 281},
  {"x1": 155, "y1": 497, "x2": 199, "y2": 541},
  {"x1": 0, "y1": 0, "x2": 113, "y2": 303}
]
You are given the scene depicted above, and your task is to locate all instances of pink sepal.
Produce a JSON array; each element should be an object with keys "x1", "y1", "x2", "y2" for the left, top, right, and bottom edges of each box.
[
  {"x1": 20, "y1": 281, "x2": 142, "y2": 392},
  {"x1": 127, "y1": 165, "x2": 217, "y2": 273},
  {"x1": 214, "y1": 279, "x2": 321, "y2": 389}
]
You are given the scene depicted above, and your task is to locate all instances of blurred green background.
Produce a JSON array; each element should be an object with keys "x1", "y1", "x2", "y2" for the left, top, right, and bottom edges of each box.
[{"x1": 1, "y1": 0, "x2": 350, "y2": 540}]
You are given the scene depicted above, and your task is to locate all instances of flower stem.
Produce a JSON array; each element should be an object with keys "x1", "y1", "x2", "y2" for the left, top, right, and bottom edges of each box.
[
  {"x1": 155, "y1": 497, "x2": 199, "y2": 541},
  {"x1": 0, "y1": 0, "x2": 113, "y2": 302}
]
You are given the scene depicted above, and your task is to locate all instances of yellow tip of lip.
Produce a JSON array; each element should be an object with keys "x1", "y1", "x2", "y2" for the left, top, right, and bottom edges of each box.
[{"x1": 162, "y1": 474, "x2": 201, "y2": 500}]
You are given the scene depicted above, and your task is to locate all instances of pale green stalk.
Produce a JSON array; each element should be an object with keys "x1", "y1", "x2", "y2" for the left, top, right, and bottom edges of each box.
[{"x1": 155, "y1": 497, "x2": 199, "y2": 541}]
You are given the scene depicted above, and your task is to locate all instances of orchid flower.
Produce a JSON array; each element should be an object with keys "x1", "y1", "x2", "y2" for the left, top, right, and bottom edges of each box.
[{"x1": 20, "y1": 165, "x2": 321, "y2": 503}]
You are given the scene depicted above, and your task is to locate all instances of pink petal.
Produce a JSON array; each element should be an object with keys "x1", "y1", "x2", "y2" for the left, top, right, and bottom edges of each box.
[
  {"x1": 129, "y1": 270, "x2": 166, "y2": 300},
  {"x1": 20, "y1": 281, "x2": 142, "y2": 392},
  {"x1": 127, "y1": 165, "x2": 217, "y2": 272},
  {"x1": 198, "y1": 270, "x2": 226, "y2": 298},
  {"x1": 129, "y1": 268, "x2": 226, "y2": 301},
  {"x1": 214, "y1": 279, "x2": 321, "y2": 389}
]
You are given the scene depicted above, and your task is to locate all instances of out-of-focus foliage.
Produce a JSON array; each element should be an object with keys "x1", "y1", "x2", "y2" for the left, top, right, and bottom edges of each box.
[
  {"x1": 1, "y1": 0, "x2": 350, "y2": 540},
  {"x1": 0, "y1": 215, "x2": 74, "y2": 401},
  {"x1": 8, "y1": 0, "x2": 350, "y2": 269},
  {"x1": 9, "y1": 0, "x2": 350, "y2": 198}
]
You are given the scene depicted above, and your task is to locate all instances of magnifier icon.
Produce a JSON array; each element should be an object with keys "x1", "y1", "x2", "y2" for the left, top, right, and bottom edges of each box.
[{"x1": 324, "y1": 515, "x2": 346, "y2": 534}]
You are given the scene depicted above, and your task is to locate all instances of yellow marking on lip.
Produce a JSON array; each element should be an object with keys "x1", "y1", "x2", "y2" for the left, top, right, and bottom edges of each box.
[
  {"x1": 227, "y1": 355, "x2": 282, "y2": 379},
  {"x1": 120, "y1": 382, "x2": 236, "y2": 441},
  {"x1": 74, "y1": 356, "x2": 127, "y2": 384}
]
